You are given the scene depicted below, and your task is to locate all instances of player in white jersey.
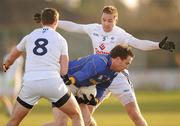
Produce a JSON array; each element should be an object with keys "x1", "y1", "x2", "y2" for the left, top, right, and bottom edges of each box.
[
  {"x1": 3, "y1": 8, "x2": 84, "y2": 126},
  {"x1": 34, "y1": 5, "x2": 175, "y2": 126},
  {"x1": 0, "y1": 54, "x2": 23, "y2": 116}
]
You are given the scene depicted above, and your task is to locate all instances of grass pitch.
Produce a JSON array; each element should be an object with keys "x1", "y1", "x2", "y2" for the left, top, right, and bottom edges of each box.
[{"x1": 1, "y1": 91, "x2": 180, "y2": 126}]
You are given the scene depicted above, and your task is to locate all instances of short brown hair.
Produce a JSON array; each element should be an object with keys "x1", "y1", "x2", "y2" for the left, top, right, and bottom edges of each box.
[
  {"x1": 110, "y1": 45, "x2": 134, "y2": 60},
  {"x1": 102, "y1": 6, "x2": 118, "y2": 19},
  {"x1": 41, "y1": 8, "x2": 59, "y2": 25}
]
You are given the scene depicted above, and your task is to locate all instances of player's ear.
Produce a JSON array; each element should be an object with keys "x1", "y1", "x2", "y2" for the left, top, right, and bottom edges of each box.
[{"x1": 114, "y1": 16, "x2": 118, "y2": 24}]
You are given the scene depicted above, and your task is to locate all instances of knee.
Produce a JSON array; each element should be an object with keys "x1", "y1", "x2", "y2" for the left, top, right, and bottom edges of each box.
[
  {"x1": 128, "y1": 109, "x2": 142, "y2": 121},
  {"x1": 68, "y1": 108, "x2": 82, "y2": 120},
  {"x1": 83, "y1": 116, "x2": 97, "y2": 126},
  {"x1": 88, "y1": 117, "x2": 97, "y2": 126},
  {"x1": 125, "y1": 102, "x2": 147, "y2": 126},
  {"x1": 6, "y1": 118, "x2": 19, "y2": 126},
  {"x1": 83, "y1": 117, "x2": 91, "y2": 126},
  {"x1": 127, "y1": 109, "x2": 147, "y2": 125}
]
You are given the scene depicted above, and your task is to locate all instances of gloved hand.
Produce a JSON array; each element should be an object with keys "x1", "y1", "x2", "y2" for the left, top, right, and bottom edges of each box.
[
  {"x1": 88, "y1": 94, "x2": 99, "y2": 106},
  {"x1": 159, "y1": 36, "x2": 175, "y2": 52},
  {"x1": 34, "y1": 13, "x2": 41, "y2": 23},
  {"x1": 2, "y1": 64, "x2": 9, "y2": 72},
  {"x1": 75, "y1": 96, "x2": 85, "y2": 104},
  {"x1": 77, "y1": 94, "x2": 99, "y2": 106},
  {"x1": 61, "y1": 74, "x2": 76, "y2": 85}
]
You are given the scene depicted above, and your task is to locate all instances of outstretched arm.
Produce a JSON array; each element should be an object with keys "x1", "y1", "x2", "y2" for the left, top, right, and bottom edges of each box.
[
  {"x1": 127, "y1": 37, "x2": 159, "y2": 50},
  {"x1": 159, "y1": 36, "x2": 175, "y2": 52},
  {"x1": 58, "y1": 20, "x2": 86, "y2": 33},
  {"x1": 125, "y1": 35, "x2": 175, "y2": 52}
]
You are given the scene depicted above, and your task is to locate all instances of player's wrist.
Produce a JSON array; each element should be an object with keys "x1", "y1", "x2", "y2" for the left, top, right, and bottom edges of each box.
[
  {"x1": 62, "y1": 75, "x2": 76, "y2": 85},
  {"x1": 61, "y1": 74, "x2": 69, "y2": 81}
]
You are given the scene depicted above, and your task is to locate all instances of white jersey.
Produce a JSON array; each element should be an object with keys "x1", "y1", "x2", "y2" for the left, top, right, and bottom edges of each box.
[
  {"x1": 58, "y1": 21, "x2": 160, "y2": 105},
  {"x1": 17, "y1": 26, "x2": 68, "y2": 82},
  {"x1": 58, "y1": 21, "x2": 159, "y2": 54}
]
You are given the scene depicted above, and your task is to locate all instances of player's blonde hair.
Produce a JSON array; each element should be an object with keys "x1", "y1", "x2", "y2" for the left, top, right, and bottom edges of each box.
[{"x1": 102, "y1": 6, "x2": 118, "y2": 19}]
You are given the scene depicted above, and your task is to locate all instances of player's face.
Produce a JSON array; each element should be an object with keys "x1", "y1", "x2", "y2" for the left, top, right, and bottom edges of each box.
[
  {"x1": 111, "y1": 56, "x2": 133, "y2": 72},
  {"x1": 101, "y1": 13, "x2": 117, "y2": 32}
]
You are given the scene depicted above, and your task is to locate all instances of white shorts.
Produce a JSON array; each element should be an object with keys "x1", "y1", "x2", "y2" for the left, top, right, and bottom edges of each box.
[
  {"x1": 18, "y1": 77, "x2": 69, "y2": 108},
  {"x1": 100, "y1": 70, "x2": 136, "y2": 106}
]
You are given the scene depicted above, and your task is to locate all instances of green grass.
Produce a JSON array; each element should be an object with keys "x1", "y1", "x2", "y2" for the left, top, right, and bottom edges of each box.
[{"x1": 1, "y1": 91, "x2": 180, "y2": 126}]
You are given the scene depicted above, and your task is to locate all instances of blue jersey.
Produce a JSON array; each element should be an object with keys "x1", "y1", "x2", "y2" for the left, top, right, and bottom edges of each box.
[{"x1": 68, "y1": 54, "x2": 118, "y2": 99}]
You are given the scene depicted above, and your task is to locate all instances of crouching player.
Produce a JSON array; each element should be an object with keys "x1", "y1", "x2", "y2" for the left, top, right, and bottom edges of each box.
[{"x1": 42, "y1": 45, "x2": 134, "y2": 126}]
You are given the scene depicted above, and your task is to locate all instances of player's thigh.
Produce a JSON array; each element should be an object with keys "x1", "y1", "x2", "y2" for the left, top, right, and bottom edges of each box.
[
  {"x1": 10, "y1": 102, "x2": 30, "y2": 123},
  {"x1": 52, "y1": 107, "x2": 68, "y2": 123},
  {"x1": 44, "y1": 78, "x2": 80, "y2": 118},
  {"x1": 59, "y1": 94, "x2": 81, "y2": 118},
  {"x1": 124, "y1": 101, "x2": 142, "y2": 117}
]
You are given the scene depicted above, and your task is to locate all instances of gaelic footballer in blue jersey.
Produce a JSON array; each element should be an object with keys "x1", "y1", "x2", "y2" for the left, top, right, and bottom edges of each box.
[{"x1": 62, "y1": 45, "x2": 134, "y2": 105}]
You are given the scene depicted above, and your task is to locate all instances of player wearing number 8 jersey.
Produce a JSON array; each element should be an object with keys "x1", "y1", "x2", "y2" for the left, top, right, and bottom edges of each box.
[{"x1": 3, "y1": 8, "x2": 84, "y2": 126}]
